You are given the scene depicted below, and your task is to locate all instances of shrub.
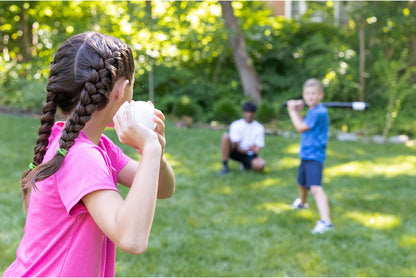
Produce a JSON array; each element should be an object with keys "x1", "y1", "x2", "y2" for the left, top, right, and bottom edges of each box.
[
  {"x1": 172, "y1": 95, "x2": 202, "y2": 118},
  {"x1": 256, "y1": 101, "x2": 277, "y2": 123},
  {"x1": 212, "y1": 99, "x2": 240, "y2": 124},
  {"x1": 0, "y1": 78, "x2": 46, "y2": 111}
]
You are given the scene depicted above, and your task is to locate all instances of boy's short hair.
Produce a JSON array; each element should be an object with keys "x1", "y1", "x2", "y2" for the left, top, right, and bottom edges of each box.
[
  {"x1": 303, "y1": 78, "x2": 324, "y2": 93},
  {"x1": 242, "y1": 102, "x2": 257, "y2": 112}
]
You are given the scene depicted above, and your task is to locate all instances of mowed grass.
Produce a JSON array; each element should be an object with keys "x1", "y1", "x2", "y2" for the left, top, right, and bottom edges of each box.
[{"x1": 1, "y1": 112, "x2": 416, "y2": 276}]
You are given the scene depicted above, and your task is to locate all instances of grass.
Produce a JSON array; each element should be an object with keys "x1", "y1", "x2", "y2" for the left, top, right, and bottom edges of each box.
[{"x1": 1, "y1": 112, "x2": 416, "y2": 276}]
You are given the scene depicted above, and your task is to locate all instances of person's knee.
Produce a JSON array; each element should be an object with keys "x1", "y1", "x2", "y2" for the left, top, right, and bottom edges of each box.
[
  {"x1": 221, "y1": 133, "x2": 230, "y2": 143},
  {"x1": 310, "y1": 185, "x2": 324, "y2": 196}
]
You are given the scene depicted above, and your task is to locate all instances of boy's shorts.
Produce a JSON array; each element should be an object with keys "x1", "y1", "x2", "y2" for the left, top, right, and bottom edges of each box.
[
  {"x1": 229, "y1": 148, "x2": 257, "y2": 170},
  {"x1": 297, "y1": 159, "x2": 323, "y2": 189}
]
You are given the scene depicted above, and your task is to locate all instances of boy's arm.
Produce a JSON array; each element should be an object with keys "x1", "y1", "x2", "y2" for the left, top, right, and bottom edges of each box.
[
  {"x1": 235, "y1": 142, "x2": 248, "y2": 154},
  {"x1": 249, "y1": 145, "x2": 262, "y2": 154},
  {"x1": 249, "y1": 128, "x2": 264, "y2": 154},
  {"x1": 287, "y1": 100, "x2": 310, "y2": 133}
]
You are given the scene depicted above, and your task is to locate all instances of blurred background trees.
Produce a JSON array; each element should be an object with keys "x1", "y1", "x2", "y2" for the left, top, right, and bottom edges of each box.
[{"x1": 1, "y1": 1, "x2": 415, "y2": 136}]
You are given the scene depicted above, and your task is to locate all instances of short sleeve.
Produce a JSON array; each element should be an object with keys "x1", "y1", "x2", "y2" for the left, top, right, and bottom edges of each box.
[
  {"x1": 56, "y1": 144, "x2": 119, "y2": 216},
  {"x1": 101, "y1": 134, "x2": 131, "y2": 174},
  {"x1": 304, "y1": 109, "x2": 321, "y2": 130},
  {"x1": 254, "y1": 124, "x2": 265, "y2": 147},
  {"x1": 229, "y1": 120, "x2": 242, "y2": 143}
]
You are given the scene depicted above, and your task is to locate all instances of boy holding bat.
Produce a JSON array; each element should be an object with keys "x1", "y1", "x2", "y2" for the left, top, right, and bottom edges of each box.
[{"x1": 286, "y1": 78, "x2": 333, "y2": 234}]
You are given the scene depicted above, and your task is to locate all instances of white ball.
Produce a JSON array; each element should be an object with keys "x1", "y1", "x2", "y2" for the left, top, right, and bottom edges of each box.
[{"x1": 131, "y1": 101, "x2": 156, "y2": 130}]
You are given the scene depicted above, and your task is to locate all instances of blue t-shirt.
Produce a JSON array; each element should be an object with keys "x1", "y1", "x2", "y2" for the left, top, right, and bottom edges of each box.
[{"x1": 299, "y1": 103, "x2": 329, "y2": 163}]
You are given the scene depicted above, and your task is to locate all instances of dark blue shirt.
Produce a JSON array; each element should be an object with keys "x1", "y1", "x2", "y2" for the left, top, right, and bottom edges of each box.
[{"x1": 299, "y1": 103, "x2": 329, "y2": 163}]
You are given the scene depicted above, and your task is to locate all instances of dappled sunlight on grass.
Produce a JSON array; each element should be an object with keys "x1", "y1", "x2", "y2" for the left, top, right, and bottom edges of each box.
[
  {"x1": 232, "y1": 215, "x2": 268, "y2": 226},
  {"x1": 276, "y1": 157, "x2": 299, "y2": 170},
  {"x1": 332, "y1": 192, "x2": 381, "y2": 201},
  {"x1": 327, "y1": 147, "x2": 367, "y2": 157},
  {"x1": 164, "y1": 153, "x2": 181, "y2": 168},
  {"x1": 208, "y1": 162, "x2": 221, "y2": 172},
  {"x1": 346, "y1": 211, "x2": 401, "y2": 229},
  {"x1": 250, "y1": 178, "x2": 281, "y2": 189},
  {"x1": 295, "y1": 208, "x2": 315, "y2": 220},
  {"x1": 186, "y1": 216, "x2": 204, "y2": 228},
  {"x1": 169, "y1": 166, "x2": 195, "y2": 177},
  {"x1": 283, "y1": 143, "x2": 299, "y2": 155},
  {"x1": 256, "y1": 202, "x2": 292, "y2": 215},
  {"x1": 210, "y1": 185, "x2": 234, "y2": 195},
  {"x1": 399, "y1": 235, "x2": 416, "y2": 247},
  {"x1": 256, "y1": 202, "x2": 314, "y2": 219},
  {"x1": 403, "y1": 269, "x2": 416, "y2": 277},
  {"x1": 325, "y1": 155, "x2": 416, "y2": 179},
  {"x1": 164, "y1": 153, "x2": 199, "y2": 178}
]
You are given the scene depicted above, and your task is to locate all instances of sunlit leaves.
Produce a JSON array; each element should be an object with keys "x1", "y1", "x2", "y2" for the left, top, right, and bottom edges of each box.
[
  {"x1": 366, "y1": 16, "x2": 377, "y2": 24},
  {"x1": 65, "y1": 26, "x2": 74, "y2": 34},
  {"x1": 0, "y1": 0, "x2": 415, "y2": 136},
  {"x1": 1, "y1": 24, "x2": 12, "y2": 32},
  {"x1": 8, "y1": 4, "x2": 19, "y2": 12}
]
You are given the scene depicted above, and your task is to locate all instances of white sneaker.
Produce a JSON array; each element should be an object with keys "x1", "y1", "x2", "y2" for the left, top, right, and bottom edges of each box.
[
  {"x1": 292, "y1": 198, "x2": 309, "y2": 209},
  {"x1": 311, "y1": 220, "x2": 333, "y2": 234}
]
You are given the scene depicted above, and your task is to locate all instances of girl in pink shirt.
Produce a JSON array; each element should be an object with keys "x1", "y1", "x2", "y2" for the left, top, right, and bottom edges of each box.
[{"x1": 3, "y1": 32, "x2": 175, "y2": 277}]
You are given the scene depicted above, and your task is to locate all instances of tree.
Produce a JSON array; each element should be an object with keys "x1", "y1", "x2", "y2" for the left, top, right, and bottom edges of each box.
[
  {"x1": 347, "y1": 1, "x2": 368, "y2": 102},
  {"x1": 219, "y1": 1, "x2": 262, "y2": 104},
  {"x1": 358, "y1": 14, "x2": 366, "y2": 102}
]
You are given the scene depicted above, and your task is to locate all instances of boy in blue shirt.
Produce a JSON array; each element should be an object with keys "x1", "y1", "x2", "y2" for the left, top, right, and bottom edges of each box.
[{"x1": 286, "y1": 78, "x2": 333, "y2": 234}]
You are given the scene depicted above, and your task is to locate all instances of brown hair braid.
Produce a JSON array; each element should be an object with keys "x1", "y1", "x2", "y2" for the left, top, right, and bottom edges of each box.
[{"x1": 22, "y1": 32, "x2": 134, "y2": 208}]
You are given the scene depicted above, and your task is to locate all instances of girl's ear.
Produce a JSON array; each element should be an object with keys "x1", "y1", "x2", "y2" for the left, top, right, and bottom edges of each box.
[{"x1": 112, "y1": 79, "x2": 130, "y2": 102}]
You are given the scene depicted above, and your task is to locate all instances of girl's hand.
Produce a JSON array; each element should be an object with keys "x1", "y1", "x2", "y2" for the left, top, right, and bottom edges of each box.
[
  {"x1": 113, "y1": 102, "x2": 159, "y2": 152},
  {"x1": 147, "y1": 101, "x2": 167, "y2": 154}
]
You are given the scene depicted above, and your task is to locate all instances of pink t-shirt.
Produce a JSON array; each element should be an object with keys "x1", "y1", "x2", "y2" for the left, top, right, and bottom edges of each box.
[{"x1": 3, "y1": 122, "x2": 130, "y2": 277}]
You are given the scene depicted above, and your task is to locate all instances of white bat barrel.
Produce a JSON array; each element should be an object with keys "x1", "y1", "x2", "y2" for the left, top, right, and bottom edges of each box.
[{"x1": 352, "y1": 102, "x2": 367, "y2": 111}]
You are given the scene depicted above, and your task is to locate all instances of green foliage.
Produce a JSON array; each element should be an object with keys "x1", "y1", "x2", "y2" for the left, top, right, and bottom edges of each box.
[
  {"x1": 256, "y1": 101, "x2": 277, "y2": 123},
  {"x1": 0, "y1": 78, "x2": 46, "y2": 111},
  {"x1": 172, "y1": 95, "x2": 201, "y2": 118},
  {"x1": 212, "y1": 98, "x2": 240, "y2": 124},
  {"x1": 1, "y1": 1, "x2": 416, "y2": 136}
]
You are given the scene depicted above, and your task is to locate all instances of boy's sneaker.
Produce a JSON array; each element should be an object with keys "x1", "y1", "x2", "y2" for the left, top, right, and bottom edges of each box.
[
  {"x1": 311, "y1": 220, "x2": 333, "y2": 234},
  {"x1": 292, "y1": 198, "x2": 309, "y2": 209}
]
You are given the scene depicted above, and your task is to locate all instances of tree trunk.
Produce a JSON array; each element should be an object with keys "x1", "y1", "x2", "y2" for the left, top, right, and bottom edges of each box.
[
  {"x1": 358, "y1": 17, "x2": 365, "y2": 102},
  {"x1": 19, "y1": 3, "x2": 32, "y2": 62},
  {"x1": 219, "y1": 1, "x2": 262, "y2": 104},
  {"x1": 145, "y1": 1, "x2": 153, "y2": 19}
]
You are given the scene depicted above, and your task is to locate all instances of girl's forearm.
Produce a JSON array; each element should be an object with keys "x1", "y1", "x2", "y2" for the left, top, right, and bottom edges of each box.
[
  {"x1": 115, "y1": 142, "x2": 162, "y2": 253},
  {"x1": 157, "y1": 156, "x2": 175, "y2": 199}
]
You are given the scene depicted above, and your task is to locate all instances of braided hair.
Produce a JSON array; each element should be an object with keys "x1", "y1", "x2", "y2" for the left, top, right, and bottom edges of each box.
[{"x1": 22, "y1": 32, "x2": 134, "y2": 208}]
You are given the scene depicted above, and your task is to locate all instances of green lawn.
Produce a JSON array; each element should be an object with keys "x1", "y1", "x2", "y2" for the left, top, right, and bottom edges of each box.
[{"x1": 1, "y1": 113, "x2": 416, "y2": 276}]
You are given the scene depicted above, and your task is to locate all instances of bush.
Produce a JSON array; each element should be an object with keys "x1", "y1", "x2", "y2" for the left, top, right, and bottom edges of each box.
[
  {"x1": 0, "y1": 78, "x2": 46, "y2": 111},
  {"x1": 155, "y1": 94, "x2": 177, "y2": 115},
  {"x1": 256, "y1": 101, "x2": 277, "y2": 123},
  {"x1": 172, "y1": 95, "x2": 202, "y2": 118},
  {"x1": 212, "y1": 99, "x2": 240, "y2": 124}
]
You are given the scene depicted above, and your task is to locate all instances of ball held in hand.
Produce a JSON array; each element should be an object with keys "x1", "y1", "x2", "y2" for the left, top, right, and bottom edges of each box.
[
  {"x1": 117, "y1": 101, "x2": 156, "y2": 130},
  {"x1": 131, "y1": 101, "x2": 156, "y2": 130}
]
